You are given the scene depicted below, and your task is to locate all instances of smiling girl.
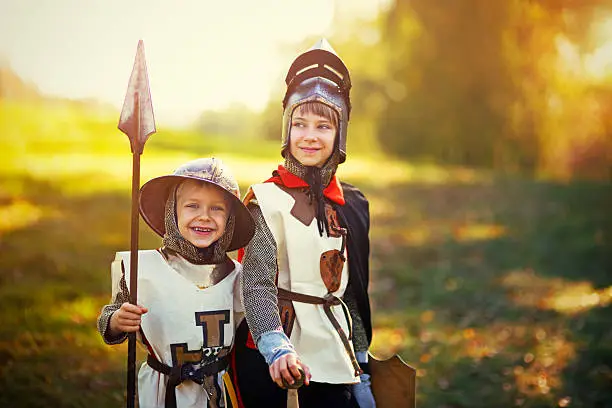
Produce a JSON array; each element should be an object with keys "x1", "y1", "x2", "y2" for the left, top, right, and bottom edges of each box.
[
  {"x1": 230, "y1": 40, "x2": 376, "y2": 408},
  {"x1": 97, "y1": 157, "x2": 255, "y2": 408}
]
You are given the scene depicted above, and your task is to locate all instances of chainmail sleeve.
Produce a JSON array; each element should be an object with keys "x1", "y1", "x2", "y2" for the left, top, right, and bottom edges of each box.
[
  {"x1": 96, "y1": 272, "x2": 130, "y2": 345},
  {"x1": 240, "y1": 202, "x2": 283, "y2": 343},
  {"x1": 342, "y1": 285, "x2": 368, "y2": 353}
]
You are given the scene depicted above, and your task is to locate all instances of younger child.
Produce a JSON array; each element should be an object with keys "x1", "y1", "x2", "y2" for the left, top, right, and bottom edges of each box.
[{"x1": 97, "y1": 157, "x2": 255, "y2": 408}]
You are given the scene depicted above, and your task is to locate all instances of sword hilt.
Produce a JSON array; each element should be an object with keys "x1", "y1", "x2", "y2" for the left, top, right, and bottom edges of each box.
[
  {"x1": 285, "y1": 369, "x2": 304, "y2": 408},
  {"x1": 281, "y1": 368, "x2": 305, "y2": 389},
  {"x1": 283, "y1": 367, "x2": 305, "y2": 408}
]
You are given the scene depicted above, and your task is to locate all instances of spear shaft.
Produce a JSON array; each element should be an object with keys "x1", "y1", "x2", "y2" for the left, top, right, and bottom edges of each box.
[
  {"x1": 126, "y1": 95, "x2": 141, "y2": 408},
  {"x1": 118, "y1": 40, "x2": 156, "y2": 408}
]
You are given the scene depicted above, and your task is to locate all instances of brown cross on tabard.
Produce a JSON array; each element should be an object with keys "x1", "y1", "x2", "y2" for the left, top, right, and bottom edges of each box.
[{"x1": 278, "y1": 186, "x2": 345, "y2": 234}]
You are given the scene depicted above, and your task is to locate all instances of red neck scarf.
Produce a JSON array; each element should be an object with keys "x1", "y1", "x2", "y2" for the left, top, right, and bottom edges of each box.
[
  {"x1": 237, "y1": 165, "x2": 345, "y2": 262},
  {"x1": 265, "y1": 165, "x2": 345, "y2": 205}
]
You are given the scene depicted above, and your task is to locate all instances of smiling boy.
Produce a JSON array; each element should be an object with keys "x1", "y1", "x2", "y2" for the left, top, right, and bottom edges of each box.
[
  {"x1": 97, "y1": 157, "x2": 254, "y2": 408},
  {"x1": 175, "y1": 181, "x2": 229, "y2": 249}
]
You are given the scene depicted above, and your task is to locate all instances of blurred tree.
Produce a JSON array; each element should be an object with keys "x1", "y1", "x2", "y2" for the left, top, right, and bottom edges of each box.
[
  {"x1": 379, "y1": 0, "x2": 513, "y2": 168},
  {"x1": 376, "y1": 0, "x2": 612, "y2": 178},
  {"x1": 507, "y1": 0, "x2": 612, "y2": 179}
]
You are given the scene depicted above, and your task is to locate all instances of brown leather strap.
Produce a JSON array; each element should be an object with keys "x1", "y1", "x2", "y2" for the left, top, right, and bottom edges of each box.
[
  {"x1": 278, "y1": 287, "x2": 339, "y2": 305},
  {"x1": 146, "y1": 354, "x2": 181, "y2": 408},
  {"x1": 276, "y1": 288, "x2": 362, "y2": 377}
]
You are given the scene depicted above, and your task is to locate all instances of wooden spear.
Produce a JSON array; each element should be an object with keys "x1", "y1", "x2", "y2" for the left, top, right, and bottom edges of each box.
[{"x1": 117, "y1": 39, "x2": 156, "y2": 408}]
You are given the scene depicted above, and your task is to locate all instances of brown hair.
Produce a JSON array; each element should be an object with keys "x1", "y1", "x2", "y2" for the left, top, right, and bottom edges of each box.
[
  {"x1": 175, "y1": 179, "x2": 232, "y2": 211},
  {"x1": 293, "y1": 102, "x2": 338, "y2": 129}
]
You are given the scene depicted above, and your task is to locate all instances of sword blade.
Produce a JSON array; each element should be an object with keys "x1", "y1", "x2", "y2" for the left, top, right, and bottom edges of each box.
[{"x1": 287, "y1": 389, "x2": 299, "y2": 408}]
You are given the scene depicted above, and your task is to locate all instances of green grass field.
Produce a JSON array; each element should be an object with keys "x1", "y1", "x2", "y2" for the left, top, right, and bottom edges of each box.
[{"x1": 0, "y1": 99, "x2": 610, "y2": 407}]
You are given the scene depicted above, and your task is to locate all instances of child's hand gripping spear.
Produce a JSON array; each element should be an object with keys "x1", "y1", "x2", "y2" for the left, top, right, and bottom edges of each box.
[{"x1": 117, "y1": 40, "x2": 157, "y2": 408}]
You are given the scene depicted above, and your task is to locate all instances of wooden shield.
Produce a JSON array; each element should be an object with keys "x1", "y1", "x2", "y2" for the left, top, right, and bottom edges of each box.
[{"x1": 369, "y1": 352, "x2": 417, "y2": 408}]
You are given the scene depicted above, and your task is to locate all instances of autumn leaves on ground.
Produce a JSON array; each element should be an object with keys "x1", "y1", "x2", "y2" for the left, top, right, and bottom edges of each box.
[{"x1": 0, "y1": 100, "x2": 610, "y2": 408}]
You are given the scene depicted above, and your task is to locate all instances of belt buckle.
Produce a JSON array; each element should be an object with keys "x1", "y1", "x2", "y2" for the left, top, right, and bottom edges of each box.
[{"x1": 180, "y1": 361, "x2": 205, "y2": 385}]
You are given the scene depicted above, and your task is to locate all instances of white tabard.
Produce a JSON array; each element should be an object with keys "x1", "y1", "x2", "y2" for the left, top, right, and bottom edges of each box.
[
  {"x1": 112, "y1": 250, "x2": 238, "y2": 408},
  {"x1": 251, "y1": 183, "x2": 358, "y2": 384}
]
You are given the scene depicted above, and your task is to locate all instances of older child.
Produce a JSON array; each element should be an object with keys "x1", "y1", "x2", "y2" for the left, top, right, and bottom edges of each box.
[
  {"x1": 97, "y1": 157, "x2": 255, "y2": 408},
  {"x1": 231, "y1": 39, "x2": 376, "y2": 407}
]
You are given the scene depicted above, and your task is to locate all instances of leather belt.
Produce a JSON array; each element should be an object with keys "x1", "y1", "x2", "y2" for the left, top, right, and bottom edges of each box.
[
  {"x1": 146, "y1": 354, "x2": 228, "y2": 408},
  {"x1": 277, "y1": 287, "x2": 363, "y2": 377}
]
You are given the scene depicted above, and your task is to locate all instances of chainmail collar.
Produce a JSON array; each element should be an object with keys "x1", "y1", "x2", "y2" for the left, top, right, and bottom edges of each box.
[
  {"x1": 161, "y1": 184, "x2": 235, "y2": 265},
  {"x1": 283, "y1": 152, "x2": 340, "y2": 236},
  {"x1": 284, "y1": 151, "x2": 340, "y2": 187}
]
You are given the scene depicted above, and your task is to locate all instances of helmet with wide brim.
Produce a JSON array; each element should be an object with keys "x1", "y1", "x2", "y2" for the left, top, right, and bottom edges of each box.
[{"x1": 138, "y1": 158, "x2": 255, "y2": 251}]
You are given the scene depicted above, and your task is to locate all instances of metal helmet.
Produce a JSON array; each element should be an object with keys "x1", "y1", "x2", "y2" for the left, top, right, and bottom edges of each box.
[
  {"x1": 281, "y1": 38, "x2": 352, "y2": 163},
  {"x1": 139, "y1": 157, "x2": 255, "y2": 251}
]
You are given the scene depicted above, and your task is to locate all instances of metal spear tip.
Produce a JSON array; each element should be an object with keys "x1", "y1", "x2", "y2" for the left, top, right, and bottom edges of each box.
[{"x1": 118, "y1": 39, "x2": 156, "y2": 154}]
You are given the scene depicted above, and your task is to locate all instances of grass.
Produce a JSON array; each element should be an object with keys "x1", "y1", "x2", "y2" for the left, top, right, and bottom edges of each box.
[
  {"x1": 365, "y1": 180, "x2": 612, "y2": 408},
  {"x1": 0, "y1": 99, "x2": 610, "y2": 407}
]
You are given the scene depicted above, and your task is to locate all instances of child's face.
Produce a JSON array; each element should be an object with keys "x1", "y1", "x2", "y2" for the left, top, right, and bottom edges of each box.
[
  {"x1": 289, "y1": 110, "x2": 336, "y2": 168},
  {"x1": 175, "y1": 180, "x2": 229, "y2": 248}
]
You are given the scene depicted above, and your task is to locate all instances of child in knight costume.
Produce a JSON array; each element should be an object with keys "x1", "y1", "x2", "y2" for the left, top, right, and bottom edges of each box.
[
  {"x1": 230, "y1": 39, "x2": 376, "y2": 407},
  {"x1": 97, "y1": 157, "x2": 255, "y2": 408}
]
